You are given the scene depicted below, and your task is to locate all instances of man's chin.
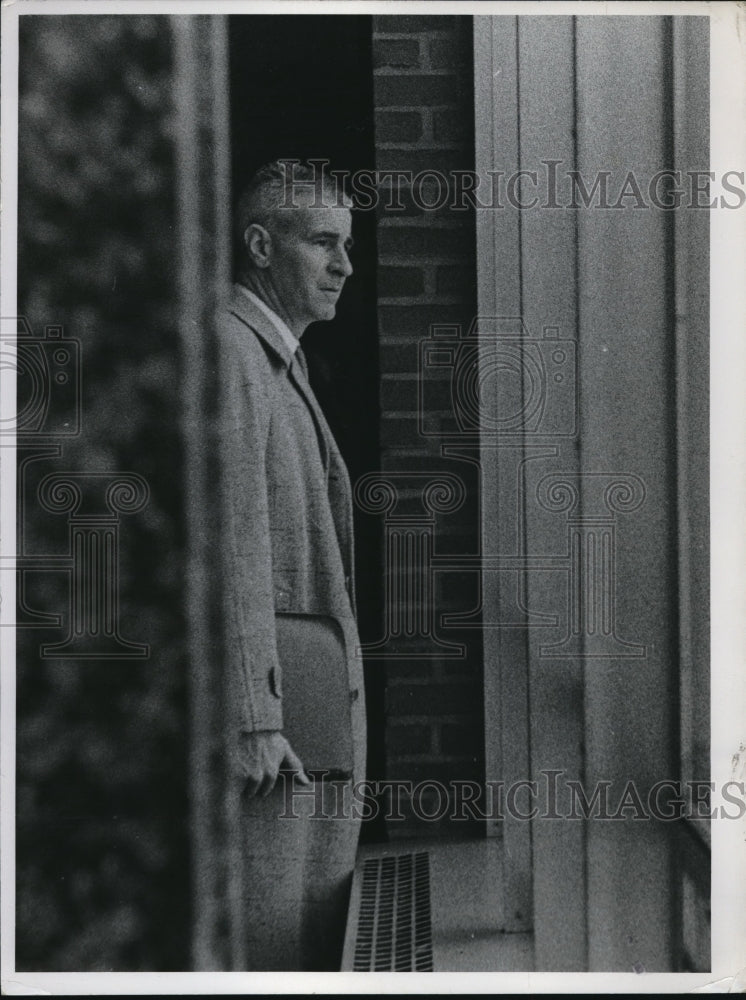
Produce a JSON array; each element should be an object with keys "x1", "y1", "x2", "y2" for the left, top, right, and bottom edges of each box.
[{"x1": 314, "y1": 304, "x2": 337, "y2": 322}]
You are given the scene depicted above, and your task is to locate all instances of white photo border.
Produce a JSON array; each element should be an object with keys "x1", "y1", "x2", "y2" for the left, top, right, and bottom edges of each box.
[{"x1": 1, "y1": 1, "x2": 744, "y2": 993}]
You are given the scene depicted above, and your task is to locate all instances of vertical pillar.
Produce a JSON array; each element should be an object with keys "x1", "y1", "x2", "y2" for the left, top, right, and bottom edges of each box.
[
  {"x1": 671, "y1": 16, "x2": 710, "y2": 971},
  {"x1": 473, "y1": 15, "x2": 533, "y2": 931},
  {"x1": 475, "y1": 13, "x2": 686, "y2": 970},
  {"x1": 576, "y1": 14, "x2": 678, "y2": 971},
  {"x1": 171, "y1": 15, "x2": 235, "y2": 971},
  {"x1": 515, "y1": 16, "x2": 587, "y2": 967}
]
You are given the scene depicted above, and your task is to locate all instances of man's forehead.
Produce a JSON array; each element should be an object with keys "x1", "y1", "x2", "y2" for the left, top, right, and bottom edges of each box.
[{"x1": 282, "y1": 200, "x2": 352, "y2": 235}]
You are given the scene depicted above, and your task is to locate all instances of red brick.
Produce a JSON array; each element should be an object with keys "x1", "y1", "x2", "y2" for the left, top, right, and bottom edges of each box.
[
  {"x1": 380, "y1": 415, "x2": 426, "y2": 448},
  {"x1": 374, "y1": 13, "x2": 481, "y2": 839},
  {"x1": 374, "y1": 15, "x2": 454, "y2": 32},
  {"x1": 375, "y1": 185, "x2": 466, "y2": 220},
  {"x1": 436, "y1": 264, "x2": 475, "y2": 298},
  {"x1": 376, "y1": 148, "x2": 466, "y2": 176},
  {"x1": 373, "y1": 37, "x2": 421, "y2": 69},
  {"x1": 433, "y1": 107, "x2": 470, "y2": 144},
  {"x1": 372, "y1": 177, "x2": 481, "y2": 218},
  {"x1": 387, "y1": 723, "x2": 434, "y2": 756},
  {"x1": 378, "y1": 452, "x2": 465, "y2": 476},
  {"x1": 387, "y1": 661, "x2": 437, "y2": 682},
  {"x1": 380, "y1": 376, "x2": 419, "y2": 412},
  {"x1": 444, "y1": 659, "x2": 481, "y2": 681},
  {"x1": 377, "y1": 225, "x2": 473, "y2": 262},
  {"x1": 375, "y1": 110, "x2": 423, "y2": 144},
  {"x1": 433, "y1": 523, "x2": 482, "y2": 557},
  {"x1": 386, "y1": 801, "x2": 483, "y2": 838},
  {"x1": 377, "y1": 340, "x2": 419, "y2": 374},
  {"x1": 429, "y1": 35, "x2": 456, "y2": 71},
  {"x1": 440, "y1": 721, "x2": 484, "y2": 756},
  {"x1": 386, "y1": 758, "x2": 481, "y2": 785},
  {"x1": 375, "y1": 192, "x2": 425, "y2": 219},
  {"x1": 378, "y1": 304, "x2": 468, "y2": 336},
  {"x1": 435, "y1": 571, "x2": 482, "y2": 612},
  {"x1": 386, "y1": 681, "x2": 479, "y2": 717},
  {"x1": 378, "y1": 265, "x2": 425, "y2": 298},
  {"x1": 374, "y1": 74, "x2": 456, "y2": 107}
]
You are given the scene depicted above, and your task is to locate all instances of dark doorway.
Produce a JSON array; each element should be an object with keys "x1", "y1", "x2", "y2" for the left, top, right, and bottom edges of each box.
[{"x1": 228, "y1": 16, "x2": 385, "y2": 838}]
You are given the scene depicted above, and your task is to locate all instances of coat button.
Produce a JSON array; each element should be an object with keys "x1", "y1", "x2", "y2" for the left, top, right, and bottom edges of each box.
[
  {"x1": 344, "y1": 575, "x2": 351, "y2": 593},
  {"x1": 350, "y1": 688, "x2": 359, "y2": 703},
  {"x1": 275, "y1": 588, "x2": 290, "y2": 610}
]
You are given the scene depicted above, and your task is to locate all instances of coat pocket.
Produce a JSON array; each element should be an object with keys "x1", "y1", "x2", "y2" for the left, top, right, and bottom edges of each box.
[{"x1": 274, "y1": 613, "x2": 353, "y2": 774}]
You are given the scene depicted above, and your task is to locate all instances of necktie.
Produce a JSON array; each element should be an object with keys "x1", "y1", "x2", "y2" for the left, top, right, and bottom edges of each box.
[{"x1": 293, "y1": 344, "x2": 309, "y2": 380}]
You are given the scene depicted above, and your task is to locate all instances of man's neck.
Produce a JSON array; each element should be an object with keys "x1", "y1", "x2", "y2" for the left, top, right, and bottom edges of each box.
[{"x1": 239, "y1": 272, "x2": 305, "y2": 340}]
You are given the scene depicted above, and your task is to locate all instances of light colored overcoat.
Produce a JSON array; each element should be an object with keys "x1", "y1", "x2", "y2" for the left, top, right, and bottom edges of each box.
[{"x1": 216, "y1": 284, "x2": 365, "y2": 779}]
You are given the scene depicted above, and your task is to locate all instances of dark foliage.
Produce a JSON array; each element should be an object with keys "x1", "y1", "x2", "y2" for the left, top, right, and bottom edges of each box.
[{"x1": 16, "y1": 15, "x2": 189, "y2": 970}]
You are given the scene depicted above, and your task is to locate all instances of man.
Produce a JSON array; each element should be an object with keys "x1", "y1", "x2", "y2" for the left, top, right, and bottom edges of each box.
[{"x1": 217, "y1": 161, "x2": 366, "y2": 971}]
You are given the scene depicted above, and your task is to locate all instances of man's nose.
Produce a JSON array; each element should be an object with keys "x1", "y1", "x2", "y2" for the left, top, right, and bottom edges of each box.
[{"x1": 330, "y1": 247, "x2": 353, "y2": 278}]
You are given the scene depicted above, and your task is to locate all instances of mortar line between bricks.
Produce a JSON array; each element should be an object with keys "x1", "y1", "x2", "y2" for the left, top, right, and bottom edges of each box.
[
  {"x1": 373, "y1": 32, "x2": 454, "y2": 39},
  {"x1": 379, "y1": 450, "x2": 457, "y2": 460},
  {"x1": 379, "y1": 331, "x2": 462, "y2": 341},
  {"x1": 389, "y1": 715, "x2": 480, "y2": 725},
  {"x1": 375, "y1": 142, "x2": 463, "y2": 151},
  {"x1": 378, "y1": 259, "x2": 469, "y2": 269},
  {"x1": 386, "y1": 677, "x2": 438, "y2": 687},
  {"x1": 377, "y1": 408, "x2": 420, "y2": 416},
  {"x1": 377, "y1": 297, "x2": 467, "y2": 307},
  {"x1": 388, "y1": 756, "x2": 481, "y2": 767},
  {"x1": 386, "y1": 677, "x2": 477, "y2": 688},
  {"x1": 373, "y1": 69, "x2": 456, "y2": 77},
  {"x1": 373, "y1": 104, "x2": 463, "y2": 113},
  {"x1": 373, "y1": 196, "x2": 473, "y2": 207},
  {"x1": 376, "y1": 218, "x2": 467, "y2": 228},
  {"x1": 379, "y1": 339, "x2": 449, "y2": 348}
]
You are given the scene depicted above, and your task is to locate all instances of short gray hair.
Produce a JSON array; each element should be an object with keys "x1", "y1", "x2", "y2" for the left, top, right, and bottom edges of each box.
[{"x1": 234, "y1": 159, "x2": 346, "y2": 248}]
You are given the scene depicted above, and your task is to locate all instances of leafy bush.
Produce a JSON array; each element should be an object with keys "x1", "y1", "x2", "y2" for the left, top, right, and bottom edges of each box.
[{"x1": 16, "y1": 15, "x2": 189, "y2": 971}]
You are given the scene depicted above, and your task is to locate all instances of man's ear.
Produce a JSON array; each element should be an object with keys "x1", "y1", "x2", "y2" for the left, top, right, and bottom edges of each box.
[{"x1": 244, "y1": 223, "x2": 272, "y2": 269}]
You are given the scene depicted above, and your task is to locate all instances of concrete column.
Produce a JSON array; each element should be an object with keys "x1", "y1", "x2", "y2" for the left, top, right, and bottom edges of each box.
[{"x1": 172, "y1": 15, "x2": 235, "y2": 971}]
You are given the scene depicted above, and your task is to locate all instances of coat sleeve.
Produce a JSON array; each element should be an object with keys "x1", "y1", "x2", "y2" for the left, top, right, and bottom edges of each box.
[{"x1": 217, "y1": 326, "x2": 284, "y2": 733}]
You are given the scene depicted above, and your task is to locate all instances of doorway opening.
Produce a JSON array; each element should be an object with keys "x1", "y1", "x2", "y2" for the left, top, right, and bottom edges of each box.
[{"x1": 228, "y1": 15, "x2": 385, "y2": 838}]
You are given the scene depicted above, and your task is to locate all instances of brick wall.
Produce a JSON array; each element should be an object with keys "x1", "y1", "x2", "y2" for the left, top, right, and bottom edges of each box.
[{"x1": 370, "y1": 15, "x2": 483, "y2": 837}]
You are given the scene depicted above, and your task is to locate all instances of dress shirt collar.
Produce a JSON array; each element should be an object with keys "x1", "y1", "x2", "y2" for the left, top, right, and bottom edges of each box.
[{"x1": 237, "y1": 285, "x2": 300, "y2": 356}]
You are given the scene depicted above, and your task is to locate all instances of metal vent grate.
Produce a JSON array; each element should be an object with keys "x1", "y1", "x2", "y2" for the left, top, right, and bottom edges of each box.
[{"x1": 351, "y1": 851, "x2": 433, "y2": 972}]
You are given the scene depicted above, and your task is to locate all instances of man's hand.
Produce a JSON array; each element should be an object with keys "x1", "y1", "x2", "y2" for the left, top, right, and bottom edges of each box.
[{"x1": 237, "y1": 730, "x2": 311, "y2": 797}]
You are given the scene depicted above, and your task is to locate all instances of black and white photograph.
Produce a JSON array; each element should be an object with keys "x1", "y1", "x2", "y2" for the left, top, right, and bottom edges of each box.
[{"x1": 1, "y1": 0, "x2": 745, "y2": 992}]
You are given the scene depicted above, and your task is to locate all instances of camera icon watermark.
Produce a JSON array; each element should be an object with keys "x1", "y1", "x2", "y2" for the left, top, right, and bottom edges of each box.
[
  {"x1": 418, "y1": 317, "x2": 577, "y2": 440},
  {"x1": 351, "y1": 313, "x2": 647, "y2": 659},
  {"x1": 0, "y1": 316, "x2": 81, "y2": 438}
]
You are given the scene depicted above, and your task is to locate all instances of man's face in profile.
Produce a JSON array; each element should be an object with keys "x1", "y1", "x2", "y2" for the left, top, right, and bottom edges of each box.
[{"x1": 269, "y1": 193, "x2": 354, "y2": 331}]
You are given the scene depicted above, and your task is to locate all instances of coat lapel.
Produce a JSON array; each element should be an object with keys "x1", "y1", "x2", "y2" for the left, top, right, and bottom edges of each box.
[
  {"x1": 227, "y1": 283, "x2": 340, "y2": 474},
  {"x1": 227, "y1": 283, "x2": 356, "y2": 612},
  {"x1": 286, "y1": 357, "x2": 331, "y2": 474},
  {"x1": 227, "y1": 283, "x2": 295, "y2": 368}
]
